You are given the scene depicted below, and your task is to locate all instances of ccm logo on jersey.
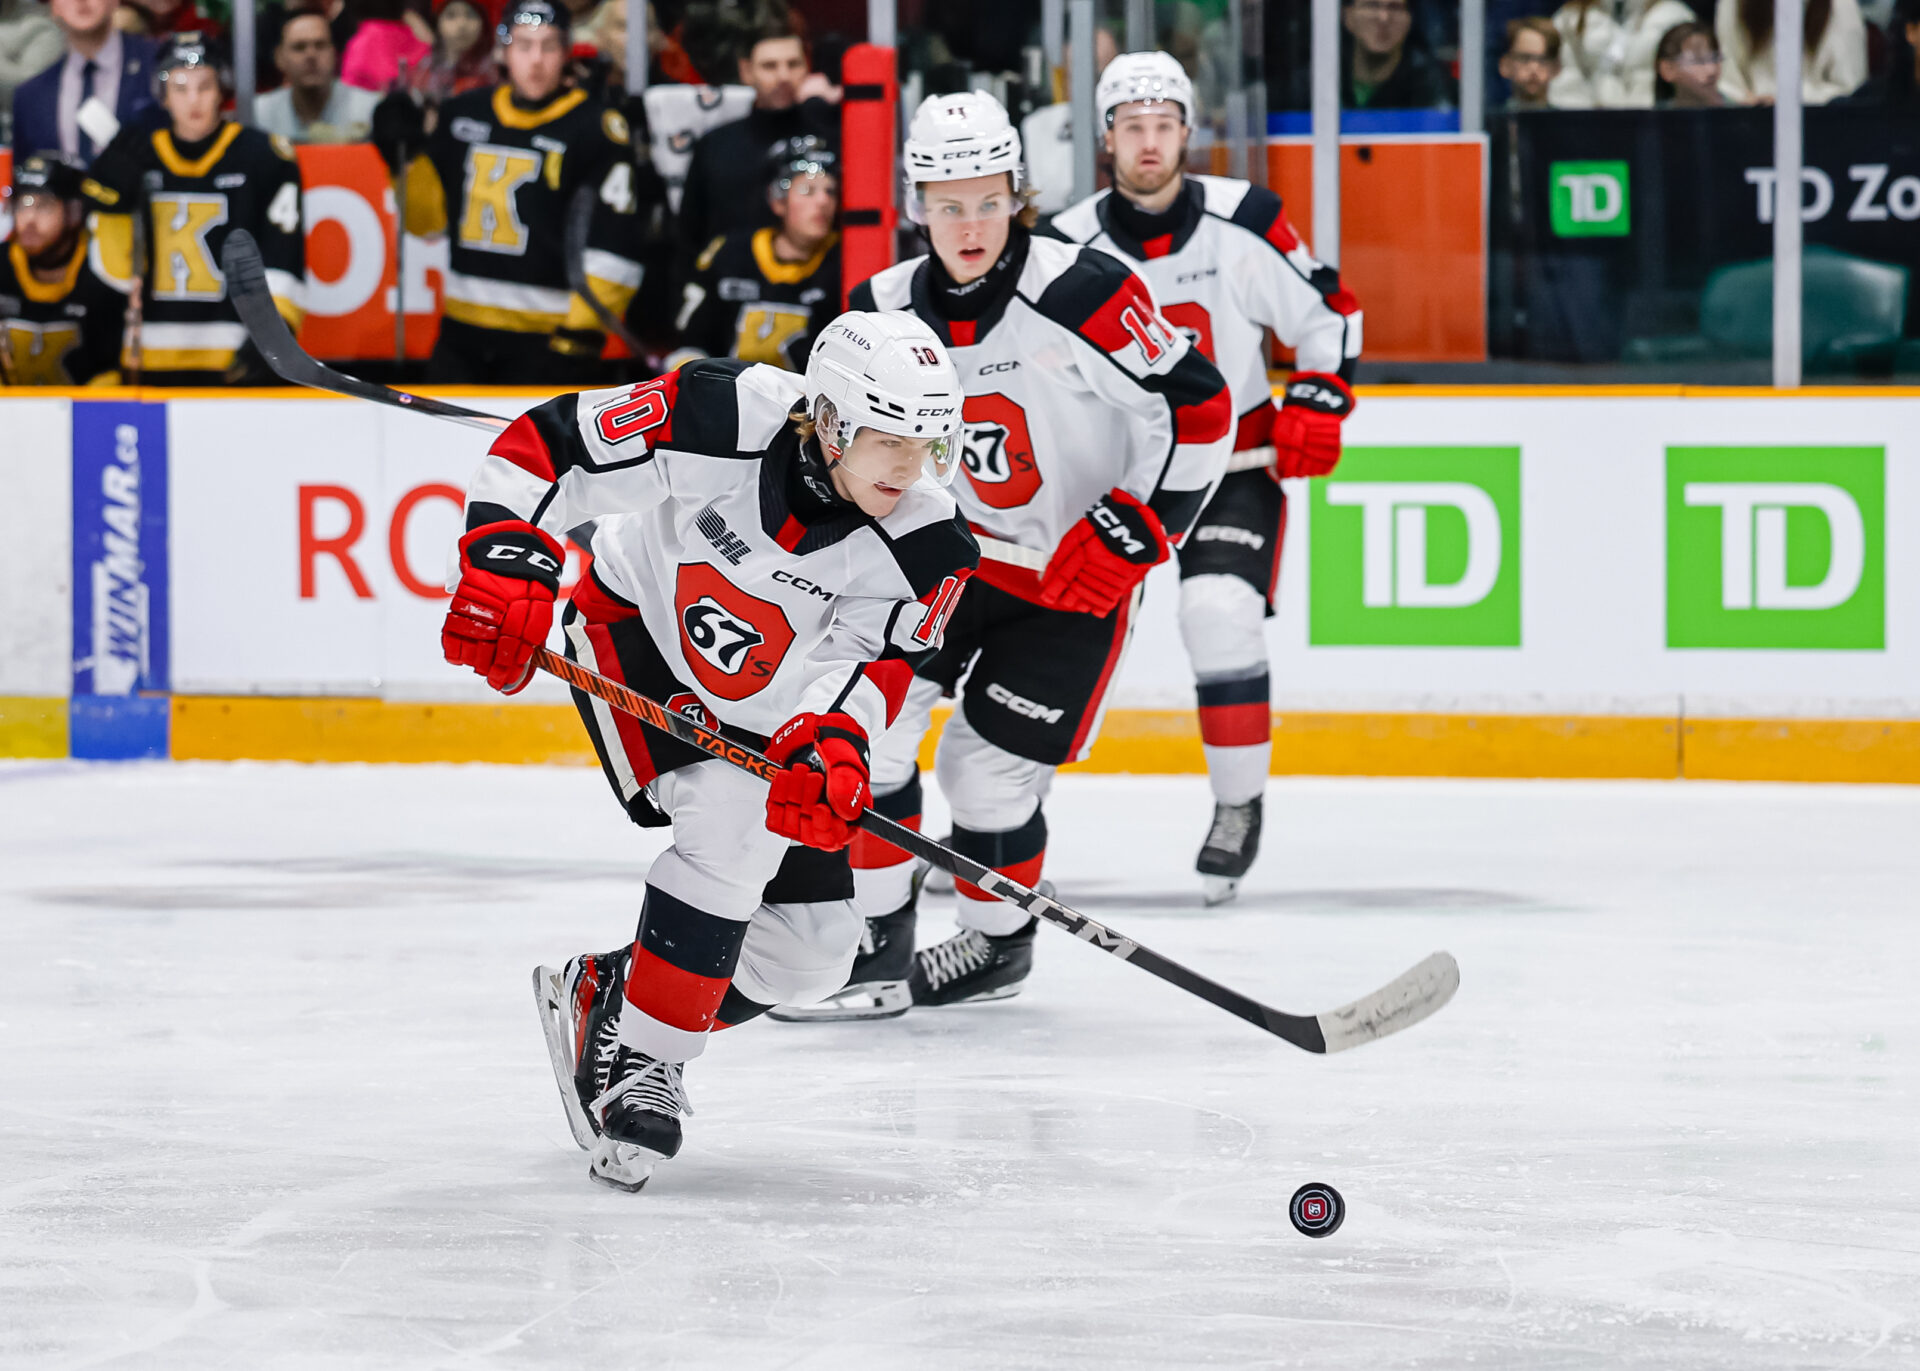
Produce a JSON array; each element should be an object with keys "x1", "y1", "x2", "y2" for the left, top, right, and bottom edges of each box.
[
  {"x1": 771, "y1": 569, "x2": 833, "y2": 600},
  {"x1": 673, "y1": 563, "x2": 797, "y2": 700},
  {"x1": 1194, "y1": 524, "x2": 1266, "y2": 550},
  {"x1": 986, "y1": 681, "x2": 1063, "y2": 725}
]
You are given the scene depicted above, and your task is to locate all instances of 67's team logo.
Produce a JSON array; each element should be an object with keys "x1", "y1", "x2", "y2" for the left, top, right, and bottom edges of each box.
[
  {"x1": 673, "y1": 563, "x2": 796, "y2": 700},
  {"x1": 959, "y1": 393, "x2": 1042, "y2": 509}
]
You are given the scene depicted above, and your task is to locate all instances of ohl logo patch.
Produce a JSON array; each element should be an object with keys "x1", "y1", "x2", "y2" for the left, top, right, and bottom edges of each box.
[
  {"x1": 959, "y1": 393, "x2": 1042, "y2": 509},
  {"x1": 673, "y1": 563, "x2": 796, "y2": 700}
]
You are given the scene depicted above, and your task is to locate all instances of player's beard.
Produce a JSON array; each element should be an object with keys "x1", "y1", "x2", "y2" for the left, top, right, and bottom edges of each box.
[
  {"x1": 27, "y1": 225, "x2": 83, "y2": 276},
  {"x1": 1115, "y1": 153, "x2": 1184, "y2": 204}
]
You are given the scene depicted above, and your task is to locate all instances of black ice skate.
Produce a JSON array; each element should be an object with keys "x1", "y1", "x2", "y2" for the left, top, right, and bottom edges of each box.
[
  {"x1": 587, "y1": 1046, "x2": 693, "y2": 1192},
  {"x1": 1196, "y1": 796, "x2": 1264, "y2": 906},
  {"x1": 910, "y1": 918, "x2": 1037, "y2": 1006},
  {"x1": 767, "y1": 903, "x2": 916, "y2": 1022},
  {"x1": 532, "y1": 946, "x2": 630, "y2": 1150}
]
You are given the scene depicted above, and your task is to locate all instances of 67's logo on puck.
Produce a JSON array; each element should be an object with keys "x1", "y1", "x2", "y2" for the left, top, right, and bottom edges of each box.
[{"x1": 673, "y1": 563, "x2": 796, "y2": 700}]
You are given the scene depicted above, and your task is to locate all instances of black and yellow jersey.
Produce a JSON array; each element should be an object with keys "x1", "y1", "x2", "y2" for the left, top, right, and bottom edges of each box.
[
  {"x1": 0, "y1": 232, "x2": 129, "y2": 386},
  {"x1": 671, "y1": 227, "x2": 839, "y2": 373},
  {"x1": 84, "y1": 120, "x2": 306, "y2": 379},
  {"x1": 401, "y1": 84, "x2": 641, "y2": 338}
]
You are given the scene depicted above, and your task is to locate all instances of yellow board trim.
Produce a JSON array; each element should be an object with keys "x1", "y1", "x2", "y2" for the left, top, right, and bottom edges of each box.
[
  {"x1": 149, "y1": 696, "x2": 1920, "y2": 784},
  {"x1": 0, "y1": 697, "x2": 69, "y2": 759}
]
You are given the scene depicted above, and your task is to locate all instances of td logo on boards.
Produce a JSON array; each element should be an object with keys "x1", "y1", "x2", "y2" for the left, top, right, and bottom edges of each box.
[
  {"x1": 1550, "y1": 161, "x2": 1630, "y2": 237},
  {"x1": 1667, "y1": 447, "x2": 1884, "y2": 649},
  {"x1": 1309, "y1": 447, "x2": 1521, "y2": 646}
]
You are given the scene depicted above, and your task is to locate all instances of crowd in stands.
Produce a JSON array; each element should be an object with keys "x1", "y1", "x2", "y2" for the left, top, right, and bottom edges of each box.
[{"x1": 1, "y1": 0, "x2": 1916, "y2": 386}]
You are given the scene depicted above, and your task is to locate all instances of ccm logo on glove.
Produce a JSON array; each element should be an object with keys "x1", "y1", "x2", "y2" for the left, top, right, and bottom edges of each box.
[
  {"x1": 1271, "y1": 371, "x2": 1355, "y2": 480},
  {"x1": 442, "y1": 521, "x2": 565, "y2": 695},
  {"x1": 1039, "y1": 488, "x2": 1170, "y2": 617}
]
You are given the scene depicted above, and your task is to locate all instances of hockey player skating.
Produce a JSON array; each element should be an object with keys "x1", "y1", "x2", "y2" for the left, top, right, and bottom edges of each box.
[
  {"x1": 1053, "y1": 51, "x2": 1362, "y2": 904},
  {"x1": 439, "y1": 314, "x2": 976, "y2": 1189},
  {"x1": 84, "y1": 34, "x2": 306, "y2": 385},
  {"x1": 372, "y1": 0, "x2": 642, "y2": 383},
  {"x1": 782, "y1": 91, "x2": 1229, "y2": 1018}
]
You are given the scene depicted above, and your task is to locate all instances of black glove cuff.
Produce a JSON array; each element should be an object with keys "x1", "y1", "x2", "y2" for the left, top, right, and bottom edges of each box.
[
  {"x1": 1281, "y1": 373, "x2": 1355, "y2": 418},
  {"x1": 462, "y1": 524, "x2": 564, "y2": 592}
]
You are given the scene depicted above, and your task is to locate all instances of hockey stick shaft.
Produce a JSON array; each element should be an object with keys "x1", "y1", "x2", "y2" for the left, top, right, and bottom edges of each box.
[
  {"x1": 531, "y1": 646, "x2": 1458, "y2": 1053},
  {"x1": 565, "y1": 186, "x2": 648, "y2": 357}
]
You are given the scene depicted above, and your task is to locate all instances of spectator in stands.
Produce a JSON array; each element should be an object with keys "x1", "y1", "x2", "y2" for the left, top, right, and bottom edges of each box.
[
  {"x1": 10, "y1": 0, "x2": 156, "y2": 163},
  {"x1": 0, "y1": 153, "x2": 126, "y2": 384},
  {"x1": 674, "y1": 2, "x2": 838, "y2": 286},
  {"x1": 1841, "y1": 0, "x2": 1919, "y2": 105},
  {"x1": 339, "y1": 0, "x2": 428, "y2": 90},
  {"x1": 254, "y1": 5, "x2": 376, "y2": 140},
  {"x1": 671, "y1": 135, "x2": 838, "y2": 372},
  {"x1": 1546, "y1": 0, "x2": 1618, "y2": 107},
  {"x1": 119, "y1": 0, "x2": 218, "y2": 43},
  {"x1": 1496, "y1": 16, "x2": 1561, "y2": 108},
  {"x1": 408, "y1": 0, "x2": 491, "y2": 99},
  {"x1": 2, "y1": 0, "x2": 64, "y2": 117},
  {"x1": 1341, "y1": 0, "x2": 1456, "y2": 108},
  {"x1": 1655, "y1": 21, "x2": 1727, "y2": 105},
  {"x1": 1613, "y1": 0, "x2": 1703, "y2": 104},
  {"x1": 1716, "y1": 0, "x2": 1866, "y2": 103}
]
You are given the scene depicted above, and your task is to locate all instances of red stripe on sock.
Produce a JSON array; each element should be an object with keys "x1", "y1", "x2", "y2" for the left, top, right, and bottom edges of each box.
[
  {"x1": 1199, "y1": 702, "x2": 1271, "y2": 747},
  {"x1": 851, "y1": 812, "x2": 921, "y2": 869},
  {"x1": 957, "y1": 850, "x2": 1046, "y2": 903},
  {"x1": 623, "y1": 944, "x2": 730, "y2": 1033}
]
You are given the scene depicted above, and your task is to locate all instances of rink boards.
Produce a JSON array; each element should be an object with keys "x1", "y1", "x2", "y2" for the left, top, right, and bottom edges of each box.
[{"x1": 2, "y1": 386, "x2": 1916, "y2": 781}]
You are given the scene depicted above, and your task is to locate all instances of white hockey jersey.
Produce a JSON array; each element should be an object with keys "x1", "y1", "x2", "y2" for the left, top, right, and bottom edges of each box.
[
  {"x1": 850, "y1": 230, "x2": 1232, "y2": 598},
  {"x1": 462, "y1": 360, "x2": 979, "y2": 741},
  {"x1": 1051, "y1": 176, "x2": 1361, "y2": 459}
]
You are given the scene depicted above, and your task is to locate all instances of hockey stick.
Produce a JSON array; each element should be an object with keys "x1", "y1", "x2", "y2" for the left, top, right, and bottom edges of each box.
[
  {"x1": 221, "y1": 226, "x2": 1043, "y2": 570},
  {"x1": 564, "y1": 185, "x2": 648, "y2": 357},
  {"x1": 531, "y1": 645, "x2": 1459, "y2": 1054},
  {"x1": 221, "y1": 229, "x2": 508, "y2": 433}
]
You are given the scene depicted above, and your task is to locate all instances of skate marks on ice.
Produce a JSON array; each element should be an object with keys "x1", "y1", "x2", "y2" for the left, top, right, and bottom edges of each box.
[
  {"x1": 27, "y1": 851, "x2": 656, "y2": 912},
  {"x1": 1049, "y1": 880, "x2": 1559, "y2": 916}
]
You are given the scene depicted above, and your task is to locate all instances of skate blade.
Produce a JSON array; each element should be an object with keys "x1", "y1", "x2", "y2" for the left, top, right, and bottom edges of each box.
[
  {"x1": 588, "y1": 1136, "x2": 662, "y2": 1192},
  {"x1": 767, "y1": 980, "x2": 912, "y2": 1023},
  {"x1": 915, "y1": 982, "x2": 1024, "y2": 1007},
  {"x1": 1201, "y1": 876, "x2": 1242, "y2": 907},
  {"x1": 532, "y1": 965, "x2": 598, "y2": 1152}
]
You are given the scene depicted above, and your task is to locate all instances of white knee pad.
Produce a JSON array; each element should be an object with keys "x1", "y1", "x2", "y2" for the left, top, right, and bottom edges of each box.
[
  {"x1": 729, "y1": 899, "x2": 864, "y2": 1007},
  {"x1": 644, "y1": 761, "x2": 789, "y2": 921},
  {"x1": 934, "y1": 705, "x2": 1053, "y2": 833},
  {"x1": 1179, "y1": 574, "x2": 1270, "y2": 681},
  {"x1": 869, "y1": 676, "x2": 942, "y2": 792}
]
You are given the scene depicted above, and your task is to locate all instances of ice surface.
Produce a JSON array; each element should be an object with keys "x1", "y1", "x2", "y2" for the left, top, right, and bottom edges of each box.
[{"x1": 2, "y1": 762, "x2": 1917, "y2": 1369}]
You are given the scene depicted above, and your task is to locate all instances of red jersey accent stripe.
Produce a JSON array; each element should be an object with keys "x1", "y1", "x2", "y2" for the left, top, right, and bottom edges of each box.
[
  {"x1": 1141, "y1": 233, "x2": 1174, "y2": 259},
  {"x1": 775, "y1": 513, "x2": 807, "y2": 551},
  {"x1": 864, "y1": 658, "x2": 915, "y2": 727},
  {"x1": 851, "y1": 813, "x2": 922, "y2": 870},
  {"x1": 1325, "y1": 286, "x2": 1361, "y2": 317},
  {"x1": 1176, "y1": 383, "x2": 1233, "y2": 444},
  {"x1": 583, "y1": 620, "x2": 661, "y2": 789},
  {"x1": 948, "y1": 319, "x2": 978, "y2": 346},
  {"x1": 489, "y1": 413, "x2": 557, "y2": 482},
  {"x1": 1265, "y1": 206, "x2": 1302, "y2": 254},
  {"x1": 1198, "y1": 701, "x2": 1273, "y2": 748},
  {"x1": 1235, "y1": 401, "x2": 1278, "y2": 452},
  {"x1": 957, "y1": 850, "x2": 1046, "y2": 903},
  {"x1": 622, "y1": 944, "x2": 731, "y2": 1033},
  {"x1": 974, "y1": 555, "x2": 1049, "y2": 604}
]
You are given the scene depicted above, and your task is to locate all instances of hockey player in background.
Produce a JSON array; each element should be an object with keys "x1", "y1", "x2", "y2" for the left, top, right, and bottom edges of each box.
[
  {"x1": 84, "y1": 34, "x2": 306, "y2": 385},
  {"x1": 1052, "y1": 51, "x2": 1362, "y2": 905},
  {"x1": 0, "y1": 155, "x2": 127, "y2": 386},
  {"x1": 796, "y1": 91, "x2": 1229, "y2": 1017},
  {"x1": 668, "y1": 135, "x2": 840, "y2": 374},
  {"x1": 441, "y1": 314, "x2": 977, "y2": 1189},
  {"x1": 371, "y1": 0, "x2": 643, "y2": 383}
]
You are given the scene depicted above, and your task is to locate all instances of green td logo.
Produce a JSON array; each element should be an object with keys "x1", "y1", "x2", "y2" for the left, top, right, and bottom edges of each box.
[
  {"x1": 1310, "y1": 447, "x2": 1521, "y2": 646},
  {"x1": 1550, "y1": 161, "x2": 1631, "y2": 237},
  {"x1": 1667, "y1": 447, "x2": 1884, "y2": 649}
]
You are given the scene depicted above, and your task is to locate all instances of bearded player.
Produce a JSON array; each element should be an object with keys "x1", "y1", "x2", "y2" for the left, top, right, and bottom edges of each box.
[{"x1": 1053, "y1": 51, "x2": 1362, "y2": 904}]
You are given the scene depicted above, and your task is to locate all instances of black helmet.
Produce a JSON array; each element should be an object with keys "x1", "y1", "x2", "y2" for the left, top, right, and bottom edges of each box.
[
  {"x1": 497, "y1": 0, "x2": 571, "y2": 48},
  {"x1": 12, "y1": 153, "x2": 87, "y2": 205},
  {"x1": 154, "y1": 32, "x2": 233, "y2": 98},
  {"x1": 764, "y1": 134, "x2": 838, "y2": 199}
]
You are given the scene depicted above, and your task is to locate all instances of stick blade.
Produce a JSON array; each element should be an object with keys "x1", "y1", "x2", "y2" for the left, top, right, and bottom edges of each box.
[{"x1": 1313, "y1": 951, "x2": 1460, "y2": 1054}]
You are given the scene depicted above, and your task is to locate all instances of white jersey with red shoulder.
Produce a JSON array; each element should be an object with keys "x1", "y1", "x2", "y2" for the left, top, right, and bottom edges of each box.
[
  {"x1": 850, "y1": 230, "x2": 1232, "y2": 585},
  {"x1": 462, "y1": 359, "x2": 980, "y2": 740},
  {"x1": 1050, "y1": 175, "x2": 1361, "y2": 455}
]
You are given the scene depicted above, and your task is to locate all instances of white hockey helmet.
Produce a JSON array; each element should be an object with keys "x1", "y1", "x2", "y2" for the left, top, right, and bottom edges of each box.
[
  {"x1": 901, "y1": 90, "x2": 1025, "y2": 222},
  {"x1": 805, "y1": 310, "x2": 965, "y2": 488},
  {"x1": 1097, "y1": 50, "x2": 1194, "y2": 127}
]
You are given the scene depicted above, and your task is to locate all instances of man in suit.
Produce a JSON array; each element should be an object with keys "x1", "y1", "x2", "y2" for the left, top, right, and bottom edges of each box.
[{"x1": 10, "y1": 0, "x2": 158, "y2": 164}]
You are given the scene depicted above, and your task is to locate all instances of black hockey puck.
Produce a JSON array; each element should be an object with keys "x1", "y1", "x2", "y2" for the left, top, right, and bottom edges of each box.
[{"x1": 1289, "y1": 1183, "x2": 1345, "y2": 1238}]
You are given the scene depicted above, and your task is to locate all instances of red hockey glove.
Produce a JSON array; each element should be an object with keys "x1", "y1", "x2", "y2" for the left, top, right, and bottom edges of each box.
[
  {"x1": 442, "y1": 521, "x2": 565, "y2": 694},
  {"x1": 764, "y1": 711, "x2": 872, "y2": 851},
  {"x1": 1270, "y1": 372, "x2": 1355, "y2": 479},
  {"x1": 1039, "y1": 488, "x2": 1169, "y2": 617}
]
